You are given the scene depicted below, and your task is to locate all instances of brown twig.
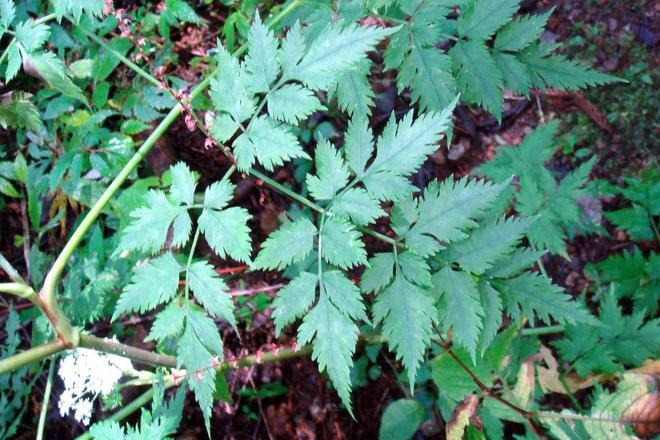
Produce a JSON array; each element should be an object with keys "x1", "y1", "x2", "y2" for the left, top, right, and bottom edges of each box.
[{"x1": 431, "y1": 326, "x2": 545, "y2": 437}]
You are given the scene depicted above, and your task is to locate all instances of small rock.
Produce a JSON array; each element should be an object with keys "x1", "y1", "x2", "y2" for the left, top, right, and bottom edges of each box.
[
  {"x1": 431, "y1": 149, "x2": 446, "y2": 165},
  {"x1": 448, "y1": 138, "x2": 470, "y2": 161}
]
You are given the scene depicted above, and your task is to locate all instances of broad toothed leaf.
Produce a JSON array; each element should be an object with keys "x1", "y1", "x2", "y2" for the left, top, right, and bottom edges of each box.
[
  {"x1": 188, "y1": 261, "x2": 235, "y2": 327},
  {"x1": 285, "y1": 23, "x2": 396, "y2": 91},
  {"x1": 244, "y1": 14, "x2": 279, "y2": 93},
  {"x1": 330, "y1": 188, "x2": 385, "y2": 226},
  {"x1": 320, "y1": 216, "x2": 367, "y2": 270},
  {"x1": 113, "y1": 253, "x2": 180, "y2": 319},
  {"x1": 210, "y1": 45, "x2": 255, "y2": 122},
  {"x1": 457, "y1": 0, "x2": 520, "y2": 41},
  {"x1": 342, "y1": 116, "x2": 374, "y2": 176},
  {"x1": 199, "y1": 206, "x2": 252, "y2": 263},
  {"x1": 298, "y1": 295, "x2": 358, "y2": 414},
  {"x1": 433, "y1": 266, "x2": 484, "y2": 361},
  {"x1": 493, "y1": 272, "x2": 596, "y2": 326},
  {"x1": 494, "y1": 9, "x2": 553, "y2": 52},
  {"x1": 169, "y1": 162, "x2": 197, "y2": 206},
  {"x1": 267, "y1": 84, "x2": 323, "y2": 124},
  {"x1": 252, "y1": 218, "x2": 317, "y2": 270},
  {"x1": 374, "y1": 274, "x2": 437, "y2": 390},
  {"x1": 177, "y1": 308, "x2": 223, "y2": 434},
  {"x1": 306, "y1": 138, "x2": 350, "y2": 201},
  {"x1": 119, "y1": 190, "x2": 182, "y2": 254},
  {"x1": 440, "y1": 216, "x2": 533, "y2": 275},
  {"x1": 234, "y1": 116, "x2": 308, "y2": 171},
  {"x1": 450, "y1": 41, "x2": 503, "y2": 121},
  {"x1": 146, "y1": 301, "x2": 186, "y2": 343},
  {"x1": 322, "y1": 271, "x2": 367, "y2": 322},
  {"x1": 403, "y1": 176, "x2": 509, "y2": 257},
  {"x1": 361, "y1": 252, "x2": 395, "y2": 294},
  {"x1": 272, "y1": 272, "x2": 318, "y2": 335}
]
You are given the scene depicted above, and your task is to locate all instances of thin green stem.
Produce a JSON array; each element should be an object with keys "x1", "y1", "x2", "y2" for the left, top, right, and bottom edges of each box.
[
  {"x1": 0, "y1": 251, "x2": 25, "y2": 284},
  {"x1": 250, "y1": 169, "x2": 327, "y2": 215},
  {"x1": 520, "y1": 325, "x2": 564, "y2": 336},
  {"x1": 184, "y1": 226, "x2": 201, "y2": 304},
  {"x1": 72, "y1": 21, "x2": 162, "y2": 87},
  {"x1": 36, "y1": 355, "x2": 57, "y2": 440}
]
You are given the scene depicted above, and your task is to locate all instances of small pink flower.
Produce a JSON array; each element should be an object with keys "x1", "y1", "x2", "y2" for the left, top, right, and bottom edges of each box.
[
  {"x1": 211, "y1": 356, "x2": 222, "y2": 367},
  {"x1": 185, "y1": 114, "x2": 196, "y2": 131},
  {"x1": 194, "y1": 370, "x2": 203, "y2": 382},
  {"x1": 172, "y1": 371, "x2": 184, "y2": 386}
]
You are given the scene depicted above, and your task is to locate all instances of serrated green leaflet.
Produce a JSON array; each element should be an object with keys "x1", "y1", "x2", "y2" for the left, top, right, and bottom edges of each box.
[{"x1": 113, "y1": 253, "x2": 181, "y2": 319}]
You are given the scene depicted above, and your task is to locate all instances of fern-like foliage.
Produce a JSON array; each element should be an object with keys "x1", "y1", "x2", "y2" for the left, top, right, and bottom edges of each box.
[
  {"x1": 113, "y1": 163, "x2": 247, "y2": 433},
  {"x1": 586, "y1": 248, "x2": 659, "y2": 316},
  {"x1": 209, "y1": 16, "x2": 396, "y2": 172},
  {"x1": 553, "y1": 288, "x2": 660, "y2": 376},
  {"x1": 90, "y1": 381, "x2": 184, "y2": 440},
  {"x1": 476, "y1": 121, "x2": 595, "y2": 257},
  {"x1": 375, "y1": 0, "x2": 622, "y2": 121}
]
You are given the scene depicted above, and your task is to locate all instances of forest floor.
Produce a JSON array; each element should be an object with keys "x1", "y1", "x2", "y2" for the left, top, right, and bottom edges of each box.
[{"x1": 3, "y1": 0, "x2": 658, "y2": 438}]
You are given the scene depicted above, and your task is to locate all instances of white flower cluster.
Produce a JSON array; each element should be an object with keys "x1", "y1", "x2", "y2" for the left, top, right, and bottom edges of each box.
[{"x1": 58, "y1": 347, "x2": 135, "y2": 425}]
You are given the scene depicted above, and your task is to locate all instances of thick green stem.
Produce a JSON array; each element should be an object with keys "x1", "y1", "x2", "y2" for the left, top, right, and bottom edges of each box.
[
  {"x1": 79, "y1": 334, "x2": 178, "y2": 368},
  {"x1": 0, "y1": 282, "x2": 35, "y2": 298},
  {"x1": 0, "y1": 340, "x2": 65, "y2": 375}
]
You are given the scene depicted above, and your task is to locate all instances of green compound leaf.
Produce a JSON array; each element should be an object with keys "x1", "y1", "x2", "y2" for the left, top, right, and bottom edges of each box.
[
  {"x1": 252, "y1": 217, "x2": 317, "y2": 271},
  {"x1": 113, "y1": 253, "x2": 181, "y2": 320}
]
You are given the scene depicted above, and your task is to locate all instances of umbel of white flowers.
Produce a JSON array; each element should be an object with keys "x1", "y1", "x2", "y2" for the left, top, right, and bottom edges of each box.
[{"x1": 58, "y1": 348, "x2": 135, "y2": 425}]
